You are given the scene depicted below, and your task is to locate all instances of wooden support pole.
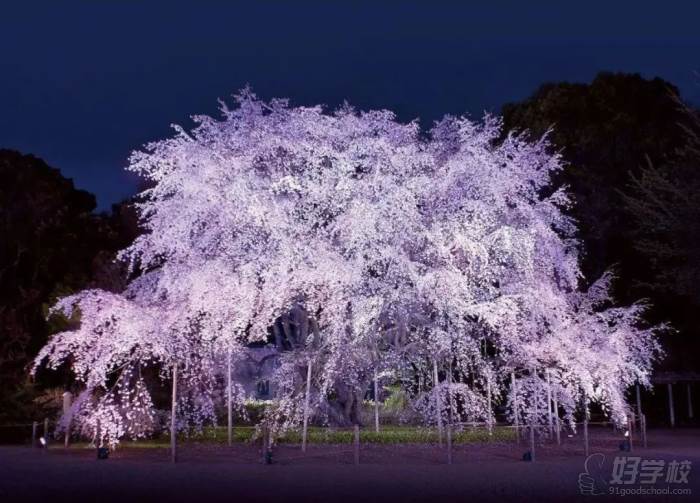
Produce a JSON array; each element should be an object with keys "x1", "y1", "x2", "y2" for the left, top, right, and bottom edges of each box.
[
  {"x1": 447, "y1": 361, "x2": 454, "y2": 424},
  {"x1": 63, "y1": 391, "x2": 72, "y2": 448},
  {"x1": 512, "y1": 372, "x2": 519, "y2": 444},
  {"x1": 43, "y1": 418, "x2": 49, "y2": 447},
  {"x1": 433, "y1": 359, "x2": 443, "y2": 447},
  {"x1": 529, "y1": 424, "x2": 536, "y2": 462},
  {"x1": 353, "y1": 424, "x2": 360, "y2": 465},
  {"x1": 260, "y1": 424, "x2": 269, "y2": 464},
  {"x1": 171, "y1": 363, "x2": 178, "y2": 464},
  {"x1": 302, "y1": 358, "x2": 312, "y2": 452},
  {"x1": 32, "y1": 421, "x2": 37, "y2": 448},
  {"x1": 546, "y1": 370, "x2": 553, "y2": 438},
  {"x1": 583, "y1": 393, "x2": 589, "y2": 457},
  {"x1": 373, "y1": 368, "x2": 380, "y2": 433},
  {"x1": 531, "y1": 367, "x2": 539, "y2": 436},
  {"x1": 486, "y1": 374, "x2": 493, "y2": 436},
  {"x1": 553, "y1": 388, "x2": 561, "y2": 446},
  {"x1": 227, "y1": 348, "x2": 233, "y2": 446},
  {"x1": 446, "y1": 422, "x2": 453, "y2": 465},
  {"x1": 446, "y1": 360, "x2": 455, "y2": 462},
  {"x1": 687, "y1": 383, "x2": 694, "y2": 419},
  {"x1": 635, "y1": 384, "x2": 643, "y2": 426},
  {"x1": 668, "y1": 383, "x2": 675, "y2": 428},
  {"x1": 267, "y1": 427, "x2": 272, "y2": 461},
  {"x1": 264, "y1": 425, "x2": 272, "y2": 464},
  {"x1": 641, "y1": 414, "x2": 647, "y2": 448},
  {"x1": 627, "y1": 417, "x2": 634, "y2": 452}
]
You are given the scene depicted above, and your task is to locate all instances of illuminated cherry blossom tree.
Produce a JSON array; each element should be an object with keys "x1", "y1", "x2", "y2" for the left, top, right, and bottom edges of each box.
[{"x1": 33, "y1": 89, "x2": 664, "y2": 448}]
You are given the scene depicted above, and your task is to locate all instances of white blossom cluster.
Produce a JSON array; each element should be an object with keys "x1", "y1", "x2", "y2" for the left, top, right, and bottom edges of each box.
[{"x1": 33, "y1": 89, "x2": 664, "y2": 446}]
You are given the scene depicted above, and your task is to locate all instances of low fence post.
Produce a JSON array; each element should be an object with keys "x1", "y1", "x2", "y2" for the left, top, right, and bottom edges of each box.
[
  {"x1": 32, "y1": 421, "x2": 37, "y2": 448},
  {"x1": 43, "y1": 418, "x2": 49, "y2": 447}
]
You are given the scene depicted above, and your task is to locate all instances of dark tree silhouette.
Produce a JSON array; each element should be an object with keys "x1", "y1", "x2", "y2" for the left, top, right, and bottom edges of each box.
[
  {"x1": 502, "y1": 72, "x2": 688, "y2": 292},
  {"x1": 620, "y1": 98, "x2": 700, "y2": 371},
  {"x1": 0, "y1": 150, "x2": 136, "y2": 420},
  {"x1": 502, "y1": 72, "x2": 698, "y2": 371}
]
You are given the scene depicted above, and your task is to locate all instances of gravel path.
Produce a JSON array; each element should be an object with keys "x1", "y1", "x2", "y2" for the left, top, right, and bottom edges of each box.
[{"x1": 1, "y1": 428, "x2": 698, "y2": 502}]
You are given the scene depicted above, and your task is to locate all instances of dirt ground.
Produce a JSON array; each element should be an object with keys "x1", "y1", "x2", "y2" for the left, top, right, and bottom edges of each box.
[{"x1": 1, "y1": 427, "x2": 698, "y2": 502}]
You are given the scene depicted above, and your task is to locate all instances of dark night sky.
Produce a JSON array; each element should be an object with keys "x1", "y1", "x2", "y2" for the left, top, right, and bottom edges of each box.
[{"x1": 2, "y1": 1, "x2": 700, "y2": 210}]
